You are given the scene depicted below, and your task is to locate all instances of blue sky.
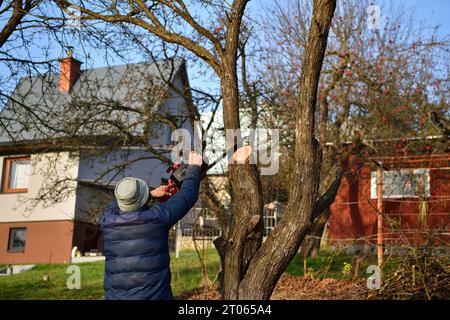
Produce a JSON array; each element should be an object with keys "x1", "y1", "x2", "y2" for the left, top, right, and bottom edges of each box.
[
  {"x1": 1, "y1": 0, "x2": 449, "y2": 98},
  {"x1": 190, "y1": 0, "x2": 450, "y2": 92},
  {"x1": 189, "y1": 0, "x2": 450, "y2": 90},
  {"x1": 399, "y1": 0, "x2": 450, "y2": 33}
]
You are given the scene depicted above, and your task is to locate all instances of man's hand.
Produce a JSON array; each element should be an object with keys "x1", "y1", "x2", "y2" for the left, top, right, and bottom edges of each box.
[
  {"x1": 188, "y1": 151, "x2": 203, "y2": 167},
  {"x1": 150, "y1": 185, "x2": 171, "y2": 198}
]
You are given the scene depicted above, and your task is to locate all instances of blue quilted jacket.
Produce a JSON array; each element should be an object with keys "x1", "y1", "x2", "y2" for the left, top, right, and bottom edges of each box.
[{"x1": 101, "y1": 165, "x2": 201, "y2": 300}]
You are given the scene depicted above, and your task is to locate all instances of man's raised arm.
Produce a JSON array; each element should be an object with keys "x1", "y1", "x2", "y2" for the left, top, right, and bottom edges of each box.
[{"x1": 154, "y1": 152, "x2": 203, "y2": 227}]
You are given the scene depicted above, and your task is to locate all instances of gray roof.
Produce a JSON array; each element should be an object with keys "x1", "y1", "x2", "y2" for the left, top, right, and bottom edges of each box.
[{"x1": 0, "y1": 58, "x2": 185, "y2": 145}]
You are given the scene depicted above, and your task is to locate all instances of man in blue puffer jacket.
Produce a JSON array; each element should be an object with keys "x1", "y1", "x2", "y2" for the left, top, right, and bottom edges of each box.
[{"x1": 101, "y1": 151, "x2": 203, "y2": 300}]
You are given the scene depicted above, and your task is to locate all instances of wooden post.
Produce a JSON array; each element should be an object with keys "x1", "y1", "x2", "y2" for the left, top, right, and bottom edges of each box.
[
  {"x1": 376, "y1": 166, "x2": 383, "y2": 279},
  {"x1": 303, "y1": 250, "x2": 307, "y2": 278},
  {"x1": 175, "y1": 222, "x2": 181, "y2": 259}
]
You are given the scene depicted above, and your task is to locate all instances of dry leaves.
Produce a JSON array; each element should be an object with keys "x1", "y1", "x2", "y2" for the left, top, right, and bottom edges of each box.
[{"x1": 177, "y1": 274, "x2": 368, "y2": 300}]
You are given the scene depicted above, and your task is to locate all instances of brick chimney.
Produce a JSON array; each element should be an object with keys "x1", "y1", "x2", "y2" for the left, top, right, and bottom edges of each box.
[{"x1": 59, "y1": 48, "x2": 81, "y2": 93}]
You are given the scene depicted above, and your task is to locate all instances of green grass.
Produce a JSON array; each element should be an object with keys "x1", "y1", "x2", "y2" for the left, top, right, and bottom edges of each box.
[
  {"x1": 0, "y1": 248, "x2": 399, "y2": 299},
  {"x1": 0, "y1": 262, "x2": 104, "y2": 300},
  {"x1": 286, "y1": 249, "x2": 399, "y2": 279},
  {"x1": 0, "y1": 249, "x2": 220, "y2": 300},
  {"x1": 170, "y1": 249, "x2": 220, "y2": 295}
]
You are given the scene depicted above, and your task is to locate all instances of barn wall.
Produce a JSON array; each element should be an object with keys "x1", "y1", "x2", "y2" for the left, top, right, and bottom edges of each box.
[{"x1": 329, "y1": 154, "x2": 450, "y2": 246}]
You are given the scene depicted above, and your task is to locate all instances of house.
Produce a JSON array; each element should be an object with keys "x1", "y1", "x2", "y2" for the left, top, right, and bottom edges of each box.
[
  {"x1": 0, "y1": 52, "x2": 194, "y2": 264},
  {"x1": 328, "y1": 137, "x2": 450, "y2": 251}
]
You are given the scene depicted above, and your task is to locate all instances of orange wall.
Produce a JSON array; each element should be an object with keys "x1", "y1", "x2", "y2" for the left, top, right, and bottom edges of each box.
[{"x1": 0, "y1": 220, "x2": 74, "y2": 264}]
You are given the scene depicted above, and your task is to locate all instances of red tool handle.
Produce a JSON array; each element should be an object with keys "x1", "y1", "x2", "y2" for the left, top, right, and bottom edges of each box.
[{"x1": 158, "y1": 163, "x2": 181, "y2": 203}]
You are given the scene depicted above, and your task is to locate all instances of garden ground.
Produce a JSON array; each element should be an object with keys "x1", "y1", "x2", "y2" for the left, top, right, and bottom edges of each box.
[
  {"x1": 179, "y1": 274, "x2": 368, "y2": 300},
  {"x1": 0, "y1": 249, "x2": 398, "y2": 300}
]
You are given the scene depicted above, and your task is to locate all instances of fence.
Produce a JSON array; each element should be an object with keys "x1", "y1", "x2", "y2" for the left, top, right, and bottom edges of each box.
[
  {"x1": 170, "y1": 191, "x2": 449, "y2": 255},
  {"x1": 169, "y1": 207, "x2": 221, "y2": 254},
  {"x1": 169, "y1": 203, "x2": 288, "y2": 253},
  {"x1": 328, "y1": 197, "x2": 450, "y2": 246}
]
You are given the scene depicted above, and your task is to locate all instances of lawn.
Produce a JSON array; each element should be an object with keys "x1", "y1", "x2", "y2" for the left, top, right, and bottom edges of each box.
[
  {"x1": 0, "y1": 261, "x2": 105, "y2": 300},
  {"x1": 286, "y1": 249, "x2": 399, "y2": 279},
  {"x1": 0, "y1": 249, "x2": 220, "y2": 300},
  {"x1": 0, "y1": 248, "x2": 395, "y2": 299}
]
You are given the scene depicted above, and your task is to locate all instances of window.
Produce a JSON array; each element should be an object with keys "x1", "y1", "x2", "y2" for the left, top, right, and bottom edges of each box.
[
  {"x1": 371, "y1": 169, "x2": 430, "y2": 199},
  {"x1": 8, "y1": 228, "x2": 27, "y2": 252},
  {"x1": 263, "y1": 207, "x2": 278, "y2": 236},
  {"x1": 2, "y1": 157, "x2": 31, "y2": 193}
]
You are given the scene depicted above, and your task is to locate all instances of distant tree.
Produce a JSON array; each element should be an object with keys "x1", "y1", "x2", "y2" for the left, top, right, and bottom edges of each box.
[{"x1": 256, "y1": 0, "x2": 450, "y2": 256}]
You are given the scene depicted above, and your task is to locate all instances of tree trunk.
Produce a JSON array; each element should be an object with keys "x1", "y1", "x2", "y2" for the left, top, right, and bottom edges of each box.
[
  {"x1": 236, "y1": 0, "x2": 337, "y2": 299},
  {"x1": 217, "y1": 9, "x2": 264, "y2": 298},
  {"x1": 302, "y1": 131, "x2": 361, "y2": 257},
  {"x1": 301, "y1": 208, "x2": 330, "y2": 257},
  {"x1": 301, "y1": 161, "x2": 341, "y2": 257},
  {"x1": 0, "y1": 1, "x2": 31, "y2": 48}
]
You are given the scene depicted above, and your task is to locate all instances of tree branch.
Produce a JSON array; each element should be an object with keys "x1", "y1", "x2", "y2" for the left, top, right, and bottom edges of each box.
[
  {"x1": 154, "y1": 0, "x2": 224, "y2": 58},
  {"x1": 431, "y1": 111, "x2": 450, "y2": 138},
  {"x1": 55, "y1": 0, "x2": 223, "y2": 75},
  {"x1": 0, "y1": 0, "x2": 37, "y2": 47},
  {"x1": 311, "y1": 170, "x2": 343, "y2": 222}
]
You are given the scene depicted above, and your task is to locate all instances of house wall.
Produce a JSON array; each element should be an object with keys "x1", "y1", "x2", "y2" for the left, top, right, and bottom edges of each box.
[
  {"x1": 0, "y1": 152, "x2": 79, "y2": 263},
  {"x1": 71, "y1": 184, "x2": 109, "y2": 255},
  {"x1": 0, "y1": 62, "x2": 195, "y2": 264},
  {"x1": 0, "y1": 220, "x2": 74, "y2": 264},
  {"x1": 329, "y1": 154, "x2": 450, "y2": 247},
  {"x1": 76, "y1": 71, "x2": 194, "y2": 189},
  {"x1": 72, "y1": 220, "x2": 103, "y2": 255},
  {"x1": 0, "y1": 152, "x2": 79, "y2": 223},
  {"x1": 74, "y1": 184, "x2": 112, "y2": 222},
  {"x1": 77, "y1": 149, "x2": 171, "y2": 188}
]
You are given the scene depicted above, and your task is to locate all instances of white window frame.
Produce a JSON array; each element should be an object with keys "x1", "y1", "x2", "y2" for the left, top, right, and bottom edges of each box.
[
  {"x1": 370, "y1": 168, "x2": 430, "y2": 199},
  {"x1": 263, "y1": 207, "x2": 278, "y2": 236}
]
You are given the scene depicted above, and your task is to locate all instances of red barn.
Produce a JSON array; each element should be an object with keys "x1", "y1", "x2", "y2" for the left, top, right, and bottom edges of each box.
[{"x1": 328, "y1": 138, "x2": 450, "y2": 250}]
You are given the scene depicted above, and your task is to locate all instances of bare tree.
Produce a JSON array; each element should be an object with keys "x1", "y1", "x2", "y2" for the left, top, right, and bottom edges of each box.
[
  {"x1": 48, "y1": 0, "x2": 339, "y2": 299},
  {"x1": 2, "y1": 56, "x2": 197, "y2": 213},
  {"x1": 5, "y1": 0, "x2": 447, "y2": 299},
  {"x1": 0, "y1": 0, "x2": 81, "y2": 136},
  {"x1": 0, "y1": 1, "x2": 224, "y2": 222},
  {"x1": 256, "y1": 0, "x2": 449, "y2": 256}
]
